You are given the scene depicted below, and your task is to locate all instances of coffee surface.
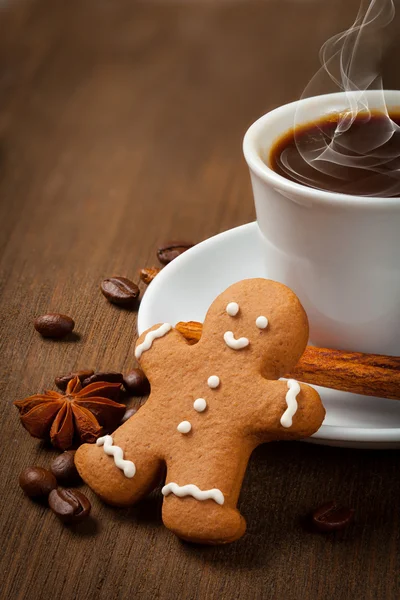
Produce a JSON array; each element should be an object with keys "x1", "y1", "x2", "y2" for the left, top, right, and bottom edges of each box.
[{"x1": 269, "y1": 111, "x2": 400, "y2": 197}]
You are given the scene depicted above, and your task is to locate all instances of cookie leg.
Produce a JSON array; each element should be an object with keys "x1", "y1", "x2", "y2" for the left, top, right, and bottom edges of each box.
[
  {"x1": 162, "y1": 496, "x2": 246, "y2": 544},
  {"x1": 75, "y1": 433, "x2": 163, "y2": 507}
]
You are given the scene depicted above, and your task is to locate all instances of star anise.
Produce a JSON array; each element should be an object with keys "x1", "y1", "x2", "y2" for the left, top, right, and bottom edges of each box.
[{"x1": 14, "y1": 376, "x2": 126, "y2": 450}]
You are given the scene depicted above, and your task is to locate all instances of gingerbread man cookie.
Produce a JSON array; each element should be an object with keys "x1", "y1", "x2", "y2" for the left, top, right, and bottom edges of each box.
[{"x1": 75, "y1": 278, "x2": 325, "y2": 544}]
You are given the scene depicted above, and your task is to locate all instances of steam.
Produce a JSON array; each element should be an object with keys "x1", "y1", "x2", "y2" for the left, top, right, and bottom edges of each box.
[{"x1": 279, "y1": 0, "x2": 400, "y2": 197}]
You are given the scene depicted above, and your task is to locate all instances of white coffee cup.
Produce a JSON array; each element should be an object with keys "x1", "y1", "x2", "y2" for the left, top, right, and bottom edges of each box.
[{"x1": 243, "y1": 90, "x2": 400, "y2": 356}]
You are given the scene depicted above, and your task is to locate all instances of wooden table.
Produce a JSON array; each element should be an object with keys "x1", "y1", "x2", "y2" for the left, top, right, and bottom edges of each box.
[{"x1": 1, "y1": 1, "x2": 399, "y2": 598}]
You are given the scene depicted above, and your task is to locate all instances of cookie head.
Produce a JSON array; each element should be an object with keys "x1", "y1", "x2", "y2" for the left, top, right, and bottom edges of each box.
[{"x1": 201, "y1": 278, "x2": 309, "y2": 379}]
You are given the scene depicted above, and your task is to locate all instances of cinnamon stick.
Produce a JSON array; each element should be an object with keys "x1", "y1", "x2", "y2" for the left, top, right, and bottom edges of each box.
[{"x1": 175, "y1": 321, "x2": 400, "y2": 400}]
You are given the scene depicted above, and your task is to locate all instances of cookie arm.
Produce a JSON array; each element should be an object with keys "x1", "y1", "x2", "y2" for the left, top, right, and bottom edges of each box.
[
  {"x1": 250, "y1": 379, "x2": 325, "y2": 441},
  {"x1": 75, "y1": 408, "x2": 164, "y2": 506}
]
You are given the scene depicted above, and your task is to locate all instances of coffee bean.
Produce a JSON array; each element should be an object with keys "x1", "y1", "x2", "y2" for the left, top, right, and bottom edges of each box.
[
  {"x1": 100, "y1": 277, "x2": 139, "y2": 306},
  {"x1": 123, "y1": 369, "x2": 150, "y2": 396},
  {"x1": 34, "y1": 314, "x2": 75, "y2": 338},
  {"x1": 55, "y1": 370, "x2": 94, "y2": 391},
  {"x1": 82, "y1": 371, "x2": 124, "y2": 387},
  {"x1": 121, "y1": 408, "x2": 138, "y2": 425},
  {"x1": 19, "y1": 467, "x2": 57, "y2": 498},
  {"x1": 50, "y1": 451, "x2": 81, "y2": 486},
  {"x1": 49, "y1": 488, "x2": 91, "y2": 524},
  {"x1": 312, "y1": 501, "x2": 355, "y2": 532},
  {"x1": 157, "y1": 241, "x2": 194, "y2": 265},
  {"x1": 121, "y1": 407, "x2": 138, "y2": 423}
]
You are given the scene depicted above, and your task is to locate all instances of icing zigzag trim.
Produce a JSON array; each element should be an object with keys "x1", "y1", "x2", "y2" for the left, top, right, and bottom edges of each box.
[
  {"x1": 96, "y1": 435, "x2": 136, "y2": 478},
  {"x1": 162, "y1": 482, "x2": 225, "y2": 505}
]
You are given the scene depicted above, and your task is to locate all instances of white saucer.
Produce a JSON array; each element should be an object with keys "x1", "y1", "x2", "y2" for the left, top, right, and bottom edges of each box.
[{"x1": 138, "y1": 222, "x2": 400, "y2": 449}]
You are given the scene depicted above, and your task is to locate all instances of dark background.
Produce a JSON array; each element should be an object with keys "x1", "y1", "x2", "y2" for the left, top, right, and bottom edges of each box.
[{"x1": 0, "y1": 1, "x2": 399, "y2": 599}]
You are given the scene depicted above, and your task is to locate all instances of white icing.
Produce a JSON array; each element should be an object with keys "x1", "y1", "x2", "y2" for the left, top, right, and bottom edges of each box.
[
  {"x1": 256, "y1": 316, "x2": 268, "y2": 329},
  {"x1": 162, "y1": 482, "x2": 225, "y2": 505},
  {"x1": 223, "y1": 331, "x2": 249, "y2": 350},
  {"x1": 226, "y1": 302, "x2": 239, "y2": 316},
  {"x1": 177, "y1": 420, "x2": 192, "y2": 434},
  {"x1": 193, "y1": 398, "x2": 207, "y2": 412},
  {"x1": 135, "y1": 323, "x2": 172, "y2": 359},
  {"x1": 96, "y1": 435, "x2": 136, "y2": 478},
  {"x1": 207, "y1": 375, "x2": 220, "y2": 389},
  {"x1": 280, "y1": 379, "x2": 300, "y2": 428}
]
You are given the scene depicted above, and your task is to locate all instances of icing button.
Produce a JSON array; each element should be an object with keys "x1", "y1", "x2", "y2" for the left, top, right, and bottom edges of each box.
[
  {"x1": 177, "y1": 421, "x2": 192, "y2": 434},
  {"x1": 207, "y1": 375, "x2": 220, "y2": 389},
  {"x1": 193, "y1": 398, "x2": 207, "y2": 412}
]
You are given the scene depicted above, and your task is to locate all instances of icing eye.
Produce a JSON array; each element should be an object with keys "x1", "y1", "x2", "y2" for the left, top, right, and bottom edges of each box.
[
  {"x1": 226, "y1": 302, "x2": 239, "y2": 316},
  {"x1": 256, "y1": 316, "x2": 268, "y2": 329}
]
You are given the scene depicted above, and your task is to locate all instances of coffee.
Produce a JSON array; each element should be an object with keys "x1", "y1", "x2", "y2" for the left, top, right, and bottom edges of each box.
[
  {"x1": 48, "y1": 488, "x2": 91, "y2": 523},
  {"x1": 34, "y1": 313, "x2": 75, "y2": 338},
  {"x1": 19, "y1": 467, "x2": 57, "y2": 498},
  {"x1": 311, "y1": 500, "x2": 355, "y2": 533},
  {"x1": 269, "y1": 110, "x2": 400, "y2": 197},
  {"x1": 100, "y1": 276, "x2": 140, "y2": 306},
  {"x1": 50, "y1": 451, "x2": 82, "y2": 486}
]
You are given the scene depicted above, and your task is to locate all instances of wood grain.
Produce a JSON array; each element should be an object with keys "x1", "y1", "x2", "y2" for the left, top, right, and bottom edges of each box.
[{"x1": 1, "y1": 1, "x2": 400, "y2": 599}]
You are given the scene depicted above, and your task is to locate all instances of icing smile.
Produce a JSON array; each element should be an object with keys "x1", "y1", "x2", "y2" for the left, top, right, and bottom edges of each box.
[{"x1": 223, "y1": 331, "x2": 249, "y2": 350}]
